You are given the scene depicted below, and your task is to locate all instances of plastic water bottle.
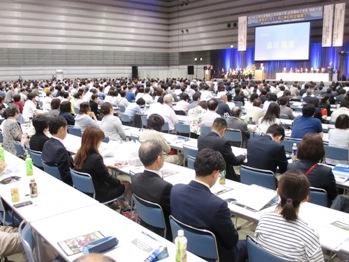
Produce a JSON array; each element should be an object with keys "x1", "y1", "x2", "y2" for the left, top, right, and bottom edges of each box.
[
  {"x1": 25, "y1": 152, "x2": 33, "y2": 176},
  {"x1": 292, "y1": 143, "x2": 297, "y2": 161},
  {"x1": 0, "y1": 144, "x2": 5, "y2": 161},
  {"x1": 175, "y1": 230, "x2": 187, "y2": 262}
]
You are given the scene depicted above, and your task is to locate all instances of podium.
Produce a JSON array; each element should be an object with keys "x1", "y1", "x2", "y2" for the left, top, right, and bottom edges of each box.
[
  {"x1": 255, "y1": 69, "x2": 265, "y2": 81},
  {"x1": 56, "y1": 69, "x2": 63, "y2": 81},
  {"x1": 204, "y1": 69, "x2": 211, "y2": 80}
]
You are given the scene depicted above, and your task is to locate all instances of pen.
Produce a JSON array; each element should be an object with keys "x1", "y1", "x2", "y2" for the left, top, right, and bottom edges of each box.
[{"x1": 142, "y1": 231, "x2": 159, "y2": 242}]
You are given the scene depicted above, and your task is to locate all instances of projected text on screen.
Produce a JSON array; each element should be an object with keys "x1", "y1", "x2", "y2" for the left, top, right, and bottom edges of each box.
[{"x1": 254, "y1": 22, "x2": 310, "y2": 61}]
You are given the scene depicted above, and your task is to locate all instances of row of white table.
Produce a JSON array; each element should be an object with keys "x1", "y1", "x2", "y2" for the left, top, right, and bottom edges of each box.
[
  {"x1": 120, "y1": 159, "x2": 349, "y2": 256},
  {"x1": 177, "y1": 114, "x2": 335, "y2": 133},
  {"x1": 0, "y1": 151, "x2": 203, "y2": 262},
  {"x1": 57, "y1": 132, "x2": 349, "y2": 256},
  {"x1": 118, "y1": 126, "x2": 346, "y2": 188}
]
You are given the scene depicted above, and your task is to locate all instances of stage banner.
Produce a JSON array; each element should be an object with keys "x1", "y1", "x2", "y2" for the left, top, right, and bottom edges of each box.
[
  {"x1": 248, "y1": 6, "x2": 323, "y2": 27},
  {"x1": 238, "y1": 16, "x2": 247, "y2": 51},
  {"x1": 322, "y1": 4, "x2": 334, "y2": 47},
  {"x1": 332, "y1": 3, "x2": 346, "y2": 47}
]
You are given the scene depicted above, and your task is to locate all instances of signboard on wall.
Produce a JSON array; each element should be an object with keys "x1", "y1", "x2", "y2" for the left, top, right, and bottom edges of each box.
[
  {"x1": 238, "y1": 16, "x2": 247, "y2": 51},
  {"x1": 247, "y1": 6, "x2": 323, "y2": 27},
  {"x1": 322, "y1": 4, "x2": 334, "y2": 47},
  {"x1": 332, "y1": 3, "x2": 346, "y2": 47}
]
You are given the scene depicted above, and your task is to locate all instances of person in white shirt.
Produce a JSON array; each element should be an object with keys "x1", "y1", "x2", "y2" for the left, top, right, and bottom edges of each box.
[
  {"x1": 22, "y1": 92, "x2": 38, "y2": 122},
  {"x1": 262, "y1": 93, "x2": 278, "y2": 112},
  {"x1": 255, "y1": 171, "x2": 324, "y2": 262},
  {"x1": 104, "y1": 89, "x2": 119, "y2": 107},
  {"x1": 118, "y1": 90, "x2": 129, "y2": 109},
  {"x1": 330, "y1": 98, "x2": 349, "y2": 123},
  {"x1": 42, "y1": 90, "x2": 52, "y2": 112},
  {"x1": 188, "y1": 101, "x2": 207, "y2": 137},
  {"x1": 135, "y1": 87, "x2": 145, "y2": 102},
  {"x1": 173, "y1": 93, "x2": 190, "y2": 114},
  {"x1": 158, "y1": 94, "x2": 178, "y2": 131},
  {"x1": 328, "y1": 114, "x2": 349, "y2": 150},
  {"x1": 200, "y1": 85, "x2": 213, "y2": 101},
  {"x1": 142, "y1": 87, "x2": 154, "y2": 105},
  {"x1": 124, "y1": 98, "x2": 145, "y2": 121},
  {"x1": 82, "y1": 87, "x2": 93, "y2": 102},
  {"x1": 256, "y1": 102, "x2": 280, "y2": 134},
  {"x1": 200, "y1": 98, "x2": 221, "y2": 127},
  {"x1": 100, "y1": 102, "x2": 126, "y2": 142},
  {"x1": 75, "y1": 102, "x2": 99, "y2": 133}
]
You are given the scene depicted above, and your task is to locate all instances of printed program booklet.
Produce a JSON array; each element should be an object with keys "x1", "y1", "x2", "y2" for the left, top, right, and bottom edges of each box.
[{"x1": 58, "y1": 231, "x2": 104, "y2": 256}]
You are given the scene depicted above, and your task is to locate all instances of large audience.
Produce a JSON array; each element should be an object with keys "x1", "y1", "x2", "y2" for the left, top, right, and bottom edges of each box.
[{"x1": 0, "y1": 76, "x2": 349, "y2": 261}]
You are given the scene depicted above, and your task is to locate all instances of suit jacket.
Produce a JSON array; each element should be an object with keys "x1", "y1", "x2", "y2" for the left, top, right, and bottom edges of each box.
[
  {"x1": 171, "y1": 181, "x2": 239, "y2": 262},
  {"x1": 131, "y1": 170, "x2": 172, "y2": 240},
  {"x1": 288, "y1": 160, "x2": 337, "y2": 205},
  {"x1": 198, "y1": 132, "x2": 245, "y2": 181},
  {"x1": 76, "y1": 151, "x2": 124, "y2": 203},
  {"x1": 247, "y1": 135, "x2": 288, "y2": 174},
  {"x1": 59, "y1": 112, "x2": 75, "y2": 126},
  {"x1": 29, "y1": 133, "x2": 50, "y2": 152},
  {"x1": 42, "y1": 138, "x2": 73, "y2": 185},
  {"x1": 216, "y1": 102, "x2": 230, "y2": 116}
]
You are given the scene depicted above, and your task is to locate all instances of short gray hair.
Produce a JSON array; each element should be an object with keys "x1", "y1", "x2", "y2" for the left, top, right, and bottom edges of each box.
[{"x1": 138, "y1": 140, "x2": 163, "y2": 167}]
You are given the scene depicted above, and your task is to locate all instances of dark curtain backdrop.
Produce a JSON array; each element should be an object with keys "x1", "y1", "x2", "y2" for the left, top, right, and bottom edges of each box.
[{"x1": 210, "y1": 42, "x2": 349, "y2": 80}]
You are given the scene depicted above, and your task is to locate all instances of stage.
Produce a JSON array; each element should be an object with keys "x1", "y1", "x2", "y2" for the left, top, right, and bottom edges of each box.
[{"x1": 275, "y1": 72, "x2": 330, "y2": 82}]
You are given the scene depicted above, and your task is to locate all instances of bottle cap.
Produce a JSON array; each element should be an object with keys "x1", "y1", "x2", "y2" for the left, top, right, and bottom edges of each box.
[{"x1": 178, "y1": 229, "x2": 184, "y2": 237}]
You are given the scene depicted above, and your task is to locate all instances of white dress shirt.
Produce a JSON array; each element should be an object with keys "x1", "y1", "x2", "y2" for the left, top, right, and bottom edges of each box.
[{"x1": 22, "y1": 100, "x2": 37, "y2": 122}]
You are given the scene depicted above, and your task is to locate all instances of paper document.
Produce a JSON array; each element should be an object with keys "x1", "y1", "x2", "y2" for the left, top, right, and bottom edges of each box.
[
  {"x1": 58, "y1": 231, "x2": 104, "y2": 256},
  {"x1": 225, "y1": 184, "x2": 277, "y2": 211},
  {"x1": 317, "y1": 222, "x2": 349, "y2": 251}
]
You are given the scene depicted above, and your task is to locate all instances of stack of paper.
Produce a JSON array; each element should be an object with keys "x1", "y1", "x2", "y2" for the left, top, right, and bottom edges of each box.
[{"x1": 225, "y1": 184, "x2": 277, "y2": 211}]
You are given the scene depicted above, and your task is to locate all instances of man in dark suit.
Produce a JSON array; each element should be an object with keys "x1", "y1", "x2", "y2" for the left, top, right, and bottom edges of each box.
[
  {"x1": 42, "y1": 116, "x2": 73, "y2": 185},
  {"x1": 171, "y1": 148, "x2": 246, "y2": 262},
  {"x1": 131, "y1": 140, "x2": 172, "y2": 240},
  {"x1": 247, "y1": 124, "x2": 288, "y2": 174},
  {"x1": 198, "y1": 118, "x2": 245, "y2": 181}
]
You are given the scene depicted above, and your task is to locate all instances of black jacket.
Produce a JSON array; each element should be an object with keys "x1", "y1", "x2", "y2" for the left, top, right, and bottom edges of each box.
[
  {"x1": 76, "y1": 151, "x2": 124, "y2": 203},
  {"x1": 198, "y1": 132, "x2": 245, "y2": 181},
  {"x1": 288, "y1": 160, "x2": 337, "y2": 205},
  {"x1": 29, "y1": 133, "x2": 50, "y2": 152},
  {"x1": 59, "y1": 112, "x2": 75, "y2": 126},
  {"x1": 42, "y1": 138, "x2": 73, "y2": 185},
  {"x1": 171, "y1": 180, "x2": 239, "y2": 262},
  {"x1": 131, "y1": 170, "x2": 172, "y2": 240},
  {"x1": 247, "y1": 135, "x2": 288, "y2": 174}
]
